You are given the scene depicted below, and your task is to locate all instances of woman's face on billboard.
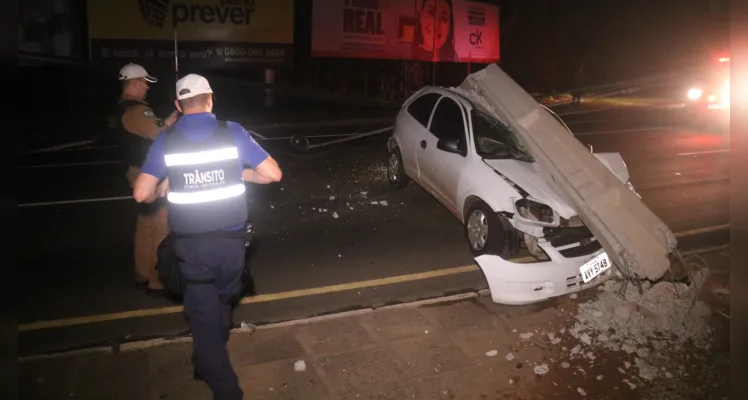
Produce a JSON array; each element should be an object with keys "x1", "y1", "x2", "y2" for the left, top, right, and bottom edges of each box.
[{"x1": 419, "y1": 0, "x2": 451, "y2": 51}]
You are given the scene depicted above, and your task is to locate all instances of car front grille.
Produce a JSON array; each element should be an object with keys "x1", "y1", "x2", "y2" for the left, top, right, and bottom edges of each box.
[{"x1": 543, "y1": 225, "x2": 602, "y2": 258}]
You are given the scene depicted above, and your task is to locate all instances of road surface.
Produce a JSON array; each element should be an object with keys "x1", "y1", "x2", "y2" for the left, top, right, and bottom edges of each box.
[{"x1": 17, "y1": 101, "x2": 730, "y2": 356}]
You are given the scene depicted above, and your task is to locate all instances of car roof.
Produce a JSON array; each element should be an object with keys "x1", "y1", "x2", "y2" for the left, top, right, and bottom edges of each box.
[{"x1": 414, "y1": 85, "x2": 520, "y2": 126}]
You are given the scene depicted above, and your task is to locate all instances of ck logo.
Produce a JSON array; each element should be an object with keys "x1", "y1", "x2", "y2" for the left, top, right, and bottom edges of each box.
[
  {"x1": 139, "y1": 0, "x2": 171, "y2": 28},
  {"x1": 469, "y1": 29, "x2": 483, "y2": 46}
]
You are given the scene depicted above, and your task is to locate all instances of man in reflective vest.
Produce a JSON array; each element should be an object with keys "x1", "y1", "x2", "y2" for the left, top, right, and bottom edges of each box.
[
  {"x1": 132, "y1": 73, "x2": 282, "y2": 399},
  {"x1": 113, "y1": 63, "x2": 179, "y2": 296}
]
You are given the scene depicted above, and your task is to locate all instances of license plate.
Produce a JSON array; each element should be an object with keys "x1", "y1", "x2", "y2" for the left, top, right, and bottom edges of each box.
[{"x1": 579, "y1": 252, "x2": 611, "y2": 283}]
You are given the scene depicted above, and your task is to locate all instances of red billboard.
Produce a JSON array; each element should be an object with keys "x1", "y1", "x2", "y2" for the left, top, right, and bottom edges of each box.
[{"x1": 311, "y1": 0, "x2": 500, "y2": 63}]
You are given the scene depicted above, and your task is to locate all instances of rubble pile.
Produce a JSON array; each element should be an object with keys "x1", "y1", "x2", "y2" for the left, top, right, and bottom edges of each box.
[{"x1": 569, "y1": 273, "x2": 713, "y2": 355}]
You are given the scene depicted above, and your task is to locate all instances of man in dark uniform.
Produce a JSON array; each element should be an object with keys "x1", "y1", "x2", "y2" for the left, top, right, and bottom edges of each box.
[
  {"x1": 132, "y1": 73, "x2": 282, "y2": 399},
  {"x1": 113, "y1": 63, "x2": 179, "y2": 296}
]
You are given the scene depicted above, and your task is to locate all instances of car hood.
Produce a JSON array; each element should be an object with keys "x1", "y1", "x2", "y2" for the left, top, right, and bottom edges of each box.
[{"x1": 483, "y1": 159, "x2": 577, "y2": 219}]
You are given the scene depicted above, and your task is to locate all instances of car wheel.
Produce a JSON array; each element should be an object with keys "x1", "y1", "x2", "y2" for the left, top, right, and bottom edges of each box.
[
  {"x1": 465, "y1": 201, "x2": 506, "y2": 256},
  {"x1": 387, "y1": 146, "x2": 409, "y2": 189}
]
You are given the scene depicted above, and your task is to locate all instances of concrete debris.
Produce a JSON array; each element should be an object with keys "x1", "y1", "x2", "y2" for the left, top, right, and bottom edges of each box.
[
  {"x1": 534, "y1": 364, "x2": 550, "y2": 375},
  {"x1": 635, "y1": 358, "x2": 658, "y2": 381},
  {"x1": 577, "y1": 387, "x2": 587, "y2": 396},
  {"x1": 294, "y1": 360, "x2": 307, "y2": 372},
  {"x1": 519, "y1": 332, "x2": 534, "y2": 339},
  {"x1": 485, "y1": 350, "x2": 498, "y2": 357},
  {"x1": 505, "y1": 352, "x2": 515, "y2": 361},
  {"x1": 568, "y1": 276, "x2": 713, "y2": 360},
  {"x1": 711, "y1": 287, "x2": 730, "y2": 297},
  {"x1": 579, "y1": 333, "x2": 591, "y2": 345},
  {"x1": 239, "y1": 321, "x2": 257, "y2": 331}
]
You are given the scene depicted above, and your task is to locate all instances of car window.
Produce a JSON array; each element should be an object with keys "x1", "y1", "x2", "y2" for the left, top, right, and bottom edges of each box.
[
  {"x1": 429, "y1": 97, "x2": 467, "y2": 152},
  {"x1": 406, "y1": 92, "x2": 441, "y2": 127},
  {"x1": 471, "y1": 109, "x2": 534, "y2": 162}
]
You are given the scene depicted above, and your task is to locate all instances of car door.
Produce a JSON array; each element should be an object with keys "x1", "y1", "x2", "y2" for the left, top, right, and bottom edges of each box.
[
  {"x1": 417, "y1": 96, "x2": 469, "y2": 213},
  {"x1": 398, "y1": 92, "x2": 442, "y2": 182}
]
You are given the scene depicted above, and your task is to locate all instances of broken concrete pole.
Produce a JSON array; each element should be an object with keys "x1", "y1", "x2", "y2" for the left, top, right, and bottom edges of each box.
[{"x1": 455, "y1": 64, "x2": 677, "y2": 280}]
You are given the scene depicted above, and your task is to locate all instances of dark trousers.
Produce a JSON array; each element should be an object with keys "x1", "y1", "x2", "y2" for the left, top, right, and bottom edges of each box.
[{"x1": 175, "y1": 235, "x2": 246, "y2": 400}]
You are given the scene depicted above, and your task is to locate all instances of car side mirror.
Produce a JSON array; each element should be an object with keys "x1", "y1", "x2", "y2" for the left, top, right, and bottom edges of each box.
[{"x1": 437, "y1": 138, "x2": 465, "y2": 156}]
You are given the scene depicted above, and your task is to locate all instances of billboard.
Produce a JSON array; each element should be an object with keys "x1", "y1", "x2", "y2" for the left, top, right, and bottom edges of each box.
[
  {"x1": 88, "y1": 0, "x2": 294, "y2": 68},
  {"x1": 311, "y1": 0, "x2": 499, "y2": 63}
]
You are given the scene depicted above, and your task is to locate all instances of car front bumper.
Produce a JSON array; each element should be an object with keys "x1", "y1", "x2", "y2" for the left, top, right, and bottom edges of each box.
[{"x1": 474, "y1": 241, "x2": 613, "y2": 305}]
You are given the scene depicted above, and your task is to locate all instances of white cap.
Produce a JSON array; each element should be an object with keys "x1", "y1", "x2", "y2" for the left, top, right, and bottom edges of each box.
[
  {"x1": 176, "y1": 74, "x2": 213, "y2": 100},
  {"x1": 118, "y1": 63, "x2": 157, "y2": 83}
]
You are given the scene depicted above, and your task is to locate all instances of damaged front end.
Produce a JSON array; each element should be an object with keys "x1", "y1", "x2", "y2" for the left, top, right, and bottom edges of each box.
[
  {"x1": 473, "y1": 164, "x2": 614, "y2": 305},
  {"x1": 480, "y1": 204, "x2": 613, "y2": 305}
]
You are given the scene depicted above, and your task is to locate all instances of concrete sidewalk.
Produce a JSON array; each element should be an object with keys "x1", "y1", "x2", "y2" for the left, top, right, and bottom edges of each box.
[{"x1": 19, "y1": 250, "x2": 730, "y2": 400}]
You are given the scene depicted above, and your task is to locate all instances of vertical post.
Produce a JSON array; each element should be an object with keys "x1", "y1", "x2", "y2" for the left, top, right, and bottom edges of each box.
[
  {"x1": 431, "y1": 0, "x2": 438, "y2": 85},
  {"x1": 174, "y1": 30, "x2": 179, "y2": 86},
  {"x1": 264, "y1": 68, "x2": 275, "y2": 107}
]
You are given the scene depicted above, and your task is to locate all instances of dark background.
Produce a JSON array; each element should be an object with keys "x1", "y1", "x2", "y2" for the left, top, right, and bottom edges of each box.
[{"x1": 17, "y1": 0, "x2": 729, "y2": 152}]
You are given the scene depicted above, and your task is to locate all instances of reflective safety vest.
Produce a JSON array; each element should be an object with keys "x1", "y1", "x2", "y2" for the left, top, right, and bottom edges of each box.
[{"x1": 163, "y1": 120, "x2": 248, "y2": 235}]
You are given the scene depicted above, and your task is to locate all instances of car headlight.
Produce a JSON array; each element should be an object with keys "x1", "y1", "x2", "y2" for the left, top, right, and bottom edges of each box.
[
  {"x1": 687, "y1": 87, "x2": 702, "y2": 100},
  {"x1": 514, "y1": 198, "x2": 556, "y2": 224}
]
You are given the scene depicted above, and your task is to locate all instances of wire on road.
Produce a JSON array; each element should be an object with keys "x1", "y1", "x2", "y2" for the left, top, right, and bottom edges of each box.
[
  {"x1": 18, "y1": 196, "x2": 133, "y2": 208},
  {"x1": 18, "y1": 160, "x2": 123, "y2": 169}
]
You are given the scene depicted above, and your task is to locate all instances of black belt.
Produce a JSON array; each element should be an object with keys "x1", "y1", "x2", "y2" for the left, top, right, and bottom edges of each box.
[{"x1": 174, "y1": 226, "x2": 249, "y2": 240}]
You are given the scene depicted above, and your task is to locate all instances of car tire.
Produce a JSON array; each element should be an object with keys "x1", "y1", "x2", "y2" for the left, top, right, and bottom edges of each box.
[
  {"x1": 387, "y1": 146, "x2": 409, "y2": 189},
  {"x1": 465, "y1": 200, "x2": 506, "y2": 256}
]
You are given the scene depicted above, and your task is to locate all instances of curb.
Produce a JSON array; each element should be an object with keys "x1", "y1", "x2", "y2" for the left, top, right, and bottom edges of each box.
[
  {"x1": 17, "y1": 245, "x2": 728, "y2": 363},
  {"x1": 17, "y1": 292, "x2": 479, "y2": 363}
]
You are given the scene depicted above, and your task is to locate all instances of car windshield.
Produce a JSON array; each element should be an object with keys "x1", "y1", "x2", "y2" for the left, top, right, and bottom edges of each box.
[{"x1": 471, "y1": 109, "x2": 534, "y2": 162}]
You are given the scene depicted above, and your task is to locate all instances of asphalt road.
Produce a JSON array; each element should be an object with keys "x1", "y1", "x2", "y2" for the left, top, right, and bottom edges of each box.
[{"x1": 17, "y1": 101, "x2": 730, "y2": 356}]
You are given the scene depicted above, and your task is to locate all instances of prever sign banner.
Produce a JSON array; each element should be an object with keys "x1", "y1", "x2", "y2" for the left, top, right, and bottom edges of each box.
[
  {"x1": 88, "y1": 0, "x2": 294, "y2": 68},
  {"x1": 311, "y1": 0, "x2": 499, "y2": 63}
]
